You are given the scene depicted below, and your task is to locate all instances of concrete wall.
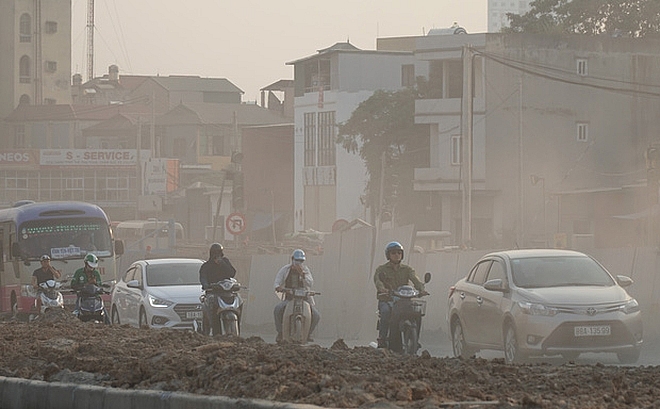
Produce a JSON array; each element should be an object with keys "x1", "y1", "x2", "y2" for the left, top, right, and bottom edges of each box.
[{"x1": 0, "y1": 376, "x2": 322, "y2": 409}]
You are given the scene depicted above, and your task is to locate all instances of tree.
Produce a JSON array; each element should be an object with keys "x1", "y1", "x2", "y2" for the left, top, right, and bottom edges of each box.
[
  {"x1": 503, "y1": 0, "x2": 660, "y2": 38},
  {"x1": 336, "y1": 88, "x2": 429, "y2": 226}
]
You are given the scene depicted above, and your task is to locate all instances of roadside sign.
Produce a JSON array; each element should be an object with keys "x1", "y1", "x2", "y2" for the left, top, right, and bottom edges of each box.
[{"x1": 225, "y1": 212, "x2": 246, "y2": 235}]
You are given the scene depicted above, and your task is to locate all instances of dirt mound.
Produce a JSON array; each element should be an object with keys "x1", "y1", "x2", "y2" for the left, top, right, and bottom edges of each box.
[{"x1": 1, "y1": 315, "x2": 658, "y2": 408}]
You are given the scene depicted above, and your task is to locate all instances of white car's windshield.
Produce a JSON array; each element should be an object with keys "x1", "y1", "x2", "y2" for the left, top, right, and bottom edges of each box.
[
  {"x1": 146, "y1": 263, "x2": 201, "y2": 286},
  {"x1": 511, "y1": 256, "x2": 615, "y2": 288}
]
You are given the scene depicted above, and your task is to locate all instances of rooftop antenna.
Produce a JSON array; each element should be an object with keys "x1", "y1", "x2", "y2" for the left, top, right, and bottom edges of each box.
[{"x1": 86, "y1": 0, "x2": 95, "y2": 81}]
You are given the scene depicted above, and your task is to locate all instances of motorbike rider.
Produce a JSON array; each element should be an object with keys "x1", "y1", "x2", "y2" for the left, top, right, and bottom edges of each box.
[
  {"x1": 31, "y1": 254, "x2": 62, "y2": 311},
  {"x1": 374, "y1": 241, "x2": 427, "y2": 350},
  {"x1": 199, "y1": 243, "x2": 238, "y2": 333},
  {"x1": 273, "y1": 249, "x2": 320, "y2": 343},
  {"x1": 71, "y1": 253, "x2": 105, "y2": 318}
]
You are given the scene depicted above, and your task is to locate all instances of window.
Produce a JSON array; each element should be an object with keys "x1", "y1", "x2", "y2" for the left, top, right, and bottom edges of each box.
[
  {"x1": 19, "y1": 94, "x2": 30, "y2": 105},
  {"x1": 173, "y1": 139, "x2": 187, "y2": 160},
  {"x1": 487, "y1": 261, "x2": 507, "y2": 282},
  {"x1": 19, "y1": 14, "x2": 31, "y2": 43},
  {"x1": 428, "y1": 60, "x2": 463, "y2": 99},
  {"x1": 577, "y1": 59, "x2": 588, "y2": 76},
  {"x1": 304, "y1": 112, "x2": 316, "y2": 167},
  {"x1": 44, "y1": 98, "x2": 56, "y2": 105},
  {"x1": 451, "y1": 135, "x2": 462, "y2": 165},
  {"x1": 577, "y1": 123, "x2": 588, "y2": 142},
  {"x1": 401, "y1": 64, "x2": 415, "y2": 88},
  {"x1": 45, "y1": 21, "x2": 57, "y2": 34},
  {"x1": 45, "y1": 61, "x2": 57, "y2": 73},
  {"x1": 19, "y1": 56, "x2": 31, "y2": 83},
  {"x1": 468, "y1": 261, "x2": 492, "y2": 285},
  {"x1": 14, "y1": 125, "x2": 25, "y2": 148},
  {"x1": 318, "y1": 111, "x2": 335, "y2": 166},
  {"x1": 446, "y1": 60, "x2": 463, "y2": 98}
]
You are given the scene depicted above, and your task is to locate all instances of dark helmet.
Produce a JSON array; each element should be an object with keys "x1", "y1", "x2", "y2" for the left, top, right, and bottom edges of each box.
[
  {"x1": 209, "y1": 242, "x2": 224, "y2": 259},
  {"x1": 385, "y1": 241, "x2": 404, "y2": 260},
  {"x1": 291, "y1": 249, "x2": 306, "y2": 262}
]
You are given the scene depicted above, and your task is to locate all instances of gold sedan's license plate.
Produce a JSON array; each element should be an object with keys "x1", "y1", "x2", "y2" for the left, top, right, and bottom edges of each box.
[
  {"x1": 186, "y1": 311, "x2": 203, "y2": 319},
  {"x1": 574, "y1": 325, "x2": 611, "y2": 337}
]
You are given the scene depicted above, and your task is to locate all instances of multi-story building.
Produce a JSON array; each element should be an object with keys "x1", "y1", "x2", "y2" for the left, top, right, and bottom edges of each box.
[
  {"x1": 287, "y1": 42, "x2": 416, "y2": 232},
  {"x1": 0, "y1": 0, "x2": 71, "y2": 141},
  {"x1": 377, "y1": 32, "x2": 660, "y2": 249},
  {"x1": 488, "y1": 0, "x2": 532, "y2": 33}
]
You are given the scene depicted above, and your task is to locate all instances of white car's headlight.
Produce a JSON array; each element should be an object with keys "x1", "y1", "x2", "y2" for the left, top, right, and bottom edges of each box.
[
  {"x1": 518, "y1": 301, "x2": 558, "y2": 316},
  {"x1": 620, "y1": 298, "x2": 640, "y2": 314},
  {"x1": 148, "y1": 294, "x2": 173, "y2": 308}
]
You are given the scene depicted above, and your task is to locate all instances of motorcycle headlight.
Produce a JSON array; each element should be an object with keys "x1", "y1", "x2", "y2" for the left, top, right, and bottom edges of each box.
[
  {"x1": 620, "y1": 298, "x2": 640, "y2": 314},
  {"x1": 518, "y1": 301, "x2": 558, "y2": 316},
  {"x1": 148, "y1": 295, "x2": 173, "y2": 308}
]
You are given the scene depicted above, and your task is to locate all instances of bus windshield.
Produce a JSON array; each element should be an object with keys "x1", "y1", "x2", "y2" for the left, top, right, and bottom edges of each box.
[{"x1": 19, "y1": 217, "x2": 113, "y2": 260}]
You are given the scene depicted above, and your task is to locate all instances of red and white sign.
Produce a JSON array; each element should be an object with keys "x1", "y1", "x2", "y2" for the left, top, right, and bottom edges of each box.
[{"x1": 225, "y1": 212, "x2": 246, "y2": 235}]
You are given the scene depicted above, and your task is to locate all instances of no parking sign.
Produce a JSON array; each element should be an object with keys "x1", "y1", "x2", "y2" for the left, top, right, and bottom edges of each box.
[{"x1": 225, "y1": 212, "x2": 246, "y2": 235}]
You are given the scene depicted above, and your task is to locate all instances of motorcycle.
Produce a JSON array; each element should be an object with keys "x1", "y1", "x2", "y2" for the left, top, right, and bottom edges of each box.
[
  {"x1": 29, "y1": 279, "x2": 64, "y2": 321},
  {"x1": 74, "y1": 283, "x2": 111, "y2": 324},
  {"x1": 376, "y1": 272, "x2": 431, "y2": 355},
  {"x1": 279, "y1": 287, "x2": 320, "y2": 344},
  {"x1": 195, "y1": 278, "x2": 245, "y2": 337}
]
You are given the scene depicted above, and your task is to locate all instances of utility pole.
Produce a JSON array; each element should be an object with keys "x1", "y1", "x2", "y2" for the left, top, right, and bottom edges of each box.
[
  {"x1": 461, "y1": 44, "x2": 474, "y2": 247},
  {"x1": 518, "y1": 75, "x2": 524, "y2": 247}
]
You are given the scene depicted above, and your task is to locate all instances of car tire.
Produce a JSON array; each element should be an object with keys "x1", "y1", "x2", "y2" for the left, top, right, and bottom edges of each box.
[
  {"x1": 503, "y1": 324, "x2": 524, "y2": 364},
  {"x1": 617, "y1": 348, "x2": 640, "y2": 364},
  {"x1": 451, "y1": 319, "x2": 474, "y2": 358},
  {"x1": 139, "y1": 308, "x2": 149, "y2": 329},
  {"x1": 111, "y1": 305, "x2": 120, "y2": 325}
]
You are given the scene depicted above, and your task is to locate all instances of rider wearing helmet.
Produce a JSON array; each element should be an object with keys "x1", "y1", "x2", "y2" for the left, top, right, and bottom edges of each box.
[
  {"x1": 199, "y1": 243, "x2": 236, "y2": 290},
  {"x1": 273, "y1": 249, "x2": 321, "y2": 343},
  {"x1": 71, "y1": 254, "x2": 102, "y2": 290},
  {"x1": 199, "y1": 243, "x2": 237, "y2": 335},
  {"x1": 71, "y1": 253, "x2": 105, "y2": 319},
  {"x1": 374, "y1": 241, "x2": 426, "y2": 349},
  {"x1": 31, "y1": 254, "x2": 62, "y2": 312}
]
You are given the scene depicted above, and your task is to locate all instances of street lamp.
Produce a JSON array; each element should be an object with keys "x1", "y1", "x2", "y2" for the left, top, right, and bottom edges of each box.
[{"x1": 530, "y1": 175, "x2": 546, "y2": 247}]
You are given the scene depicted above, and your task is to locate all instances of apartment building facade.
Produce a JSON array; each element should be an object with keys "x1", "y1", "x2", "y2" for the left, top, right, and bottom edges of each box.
[
  {"x1": 378, "y1": 32, "x2": 660, "y2": 249},
  {"x1": 0, "y1": 0, "x2": 71, "y2": 141},
  {"x1": 488, "y1": 0, "x2": 532, "y2": 32},
  {"x1": 287, "y1": 42, "x2": 416, "y2": 232}
]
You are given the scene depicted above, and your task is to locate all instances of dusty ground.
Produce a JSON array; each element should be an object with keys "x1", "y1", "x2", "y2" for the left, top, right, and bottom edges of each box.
[{"x1": 1, "y1": 313, "x2": 659, "y2": 409}]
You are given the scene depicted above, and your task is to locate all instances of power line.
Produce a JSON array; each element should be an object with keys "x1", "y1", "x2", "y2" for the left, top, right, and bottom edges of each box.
[{"x1": 473, "y1": 48, "x2": 660, "y2": 98}]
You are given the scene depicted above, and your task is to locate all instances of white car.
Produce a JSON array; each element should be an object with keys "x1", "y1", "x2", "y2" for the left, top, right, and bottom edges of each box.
[
  {"x1": 447, "y1": 249, "x2": 643, "y2": 364},
  {"x1": 111, "y1": 258, "x2": 204, "y2": 329}
]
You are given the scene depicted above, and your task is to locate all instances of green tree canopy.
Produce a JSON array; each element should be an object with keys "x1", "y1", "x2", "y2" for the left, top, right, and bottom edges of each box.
[
  {"x1": 337, "y1": 88, "x2": 429, "y2": 226},
  {"x1": 504, "y1": 0, "x2": 660, "y2": 38}
]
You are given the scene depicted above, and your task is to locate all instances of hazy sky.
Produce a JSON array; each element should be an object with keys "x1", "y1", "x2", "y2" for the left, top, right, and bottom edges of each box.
[{"x1": 71, "y1": 0, "x2": 488, "y2": 102}]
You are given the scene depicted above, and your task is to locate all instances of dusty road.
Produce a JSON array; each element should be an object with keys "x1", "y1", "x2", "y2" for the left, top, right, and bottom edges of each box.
[{"x1": 2, "y1": 312, "x2": 660, "y2": 408}]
